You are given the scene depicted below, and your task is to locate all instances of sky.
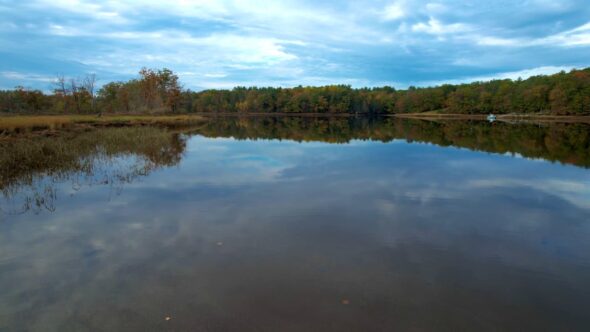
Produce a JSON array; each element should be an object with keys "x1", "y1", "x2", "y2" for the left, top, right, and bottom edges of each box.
[{"x1": 0, "y1": 0, "x2": 589, "y2": 91}]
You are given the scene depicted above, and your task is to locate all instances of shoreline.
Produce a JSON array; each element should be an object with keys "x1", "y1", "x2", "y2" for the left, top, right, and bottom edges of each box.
[
  {"x1": 392, "y1": 113, "x2": 590, "y2": 123},
  {"x1": 192, "y1": 112, "x2": 590, "y2": 123},
  {"x1": 179, "y1": 112, "x2": 590, "y2": 123},
  {"x1": 1, "y1": 112, "x2": 590, "y2": 129}
]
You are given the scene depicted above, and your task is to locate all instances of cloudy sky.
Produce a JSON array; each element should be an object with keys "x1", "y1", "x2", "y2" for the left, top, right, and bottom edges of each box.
[{"x1": 1, "y1": 0, "x2": 589, "y2": 91}]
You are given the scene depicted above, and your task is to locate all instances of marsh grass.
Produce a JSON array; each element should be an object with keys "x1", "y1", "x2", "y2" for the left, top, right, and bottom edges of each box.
[
  {"x1": 0, "y1": 114, "x2": 205, "y2": 136},
  {"x1": 0, "y1": 126, "x2": 186, "y2": 214}
]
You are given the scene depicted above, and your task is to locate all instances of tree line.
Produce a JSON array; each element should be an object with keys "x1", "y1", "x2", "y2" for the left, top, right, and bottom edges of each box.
[{"x1": 1, "y1": 67, "x2": 589, "y2": 115}]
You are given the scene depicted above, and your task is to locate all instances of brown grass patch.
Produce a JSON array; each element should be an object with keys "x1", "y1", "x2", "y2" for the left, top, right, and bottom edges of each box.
[{"x1": 0, "y1": 114, "x2": 205, "y2": 137}]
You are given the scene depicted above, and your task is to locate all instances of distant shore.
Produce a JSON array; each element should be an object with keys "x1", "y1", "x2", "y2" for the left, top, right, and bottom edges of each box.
[
  {"x1": 392, "y1": 113, "x2": 590, "y2": 123},
  {"x1": 185, "y1": 112, "x2": 590, "y2": 123},
  {"x1": 182, "y1": 112, "x2": 590, "y2": 123},
  {"x1": 3, "y1": 112, "x2": 590, "y2": 123}
]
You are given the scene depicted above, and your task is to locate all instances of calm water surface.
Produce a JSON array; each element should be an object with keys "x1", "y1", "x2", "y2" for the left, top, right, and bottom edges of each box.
[{"x1": 1, "y1": 117, "x2": 589, "y2": 331}]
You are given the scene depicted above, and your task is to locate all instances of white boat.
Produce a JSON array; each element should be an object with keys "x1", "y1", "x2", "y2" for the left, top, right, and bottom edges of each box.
[{"x1": 487, "y1": 114, "x2": 496, "y2": 122}]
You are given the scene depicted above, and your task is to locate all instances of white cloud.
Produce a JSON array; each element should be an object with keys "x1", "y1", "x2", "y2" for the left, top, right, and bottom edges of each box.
[
  {"x1": 48, "y1": 24, "x2": 80, "y2": 36},
  {"x1": 2, "y1": 0, "x2": 590, "y2": 89},
  {"x1": 412, "y1": 18, "x2": 470, "y2": 35},
  {"x1": 203, "y1": 73, "x2": 228, "y2": 78},
  {"x1": 417, "y1": 66, "x2": 575, "y2": 87},
  {"x1": 383, "y1": 2, "x2": 405, "y2": 21},
  {"x1": 30, "y1": 0, "x2": 130, "y2": 24},
  {"x1": 477, "y1": 36, "x2": 523, "y2": 46},
  {"x1": 42, "y1": 26, "x2": 300, "y2": 67},
  {"x1": 477, "y1": 21, "x2": 590, "y2": 47},
  {"x1": 0, "y1": 71, "x2": 56, "y2": 83},
  {"x1": 486, "y1": 66, "x2": 576, "y2": 80},
  {"x1": 424, "y1": 3, "x2": 447, "y2": 15},
  {"x1": 543, "y1": 22, "x2": 590, "y2": 46},
  {"x1": 469, "y1": 178, "x2": 590, "y2": 208}
]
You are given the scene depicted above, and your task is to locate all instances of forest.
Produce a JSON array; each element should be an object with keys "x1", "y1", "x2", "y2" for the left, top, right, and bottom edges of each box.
[{"x1": 1, "y1": 67, "x2": 589, "y2": 116}]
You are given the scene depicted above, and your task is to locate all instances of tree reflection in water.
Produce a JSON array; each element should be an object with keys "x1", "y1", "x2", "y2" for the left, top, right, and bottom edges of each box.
[
  {"x1": 1, "y1": 117, "x2": 588, "y2": 215},
  {"x1": 192, "y1": 116, "x2": 590, "y2": 167}
]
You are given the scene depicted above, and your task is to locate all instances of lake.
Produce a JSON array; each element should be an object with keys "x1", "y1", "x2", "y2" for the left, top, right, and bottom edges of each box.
[{"x1": 1, "y1": 117, "x2": 589, "y2": 331}]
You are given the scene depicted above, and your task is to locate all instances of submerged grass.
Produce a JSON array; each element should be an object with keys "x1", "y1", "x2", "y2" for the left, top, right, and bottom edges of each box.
[{"x1": 0, "y1": 126, "x2": 187, "y2": 214}]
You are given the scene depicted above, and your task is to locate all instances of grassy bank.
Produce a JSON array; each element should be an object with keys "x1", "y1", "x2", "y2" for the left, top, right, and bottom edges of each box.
[{"x1": 0, "y1": 114, "x2": 206, "y2": 137}]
